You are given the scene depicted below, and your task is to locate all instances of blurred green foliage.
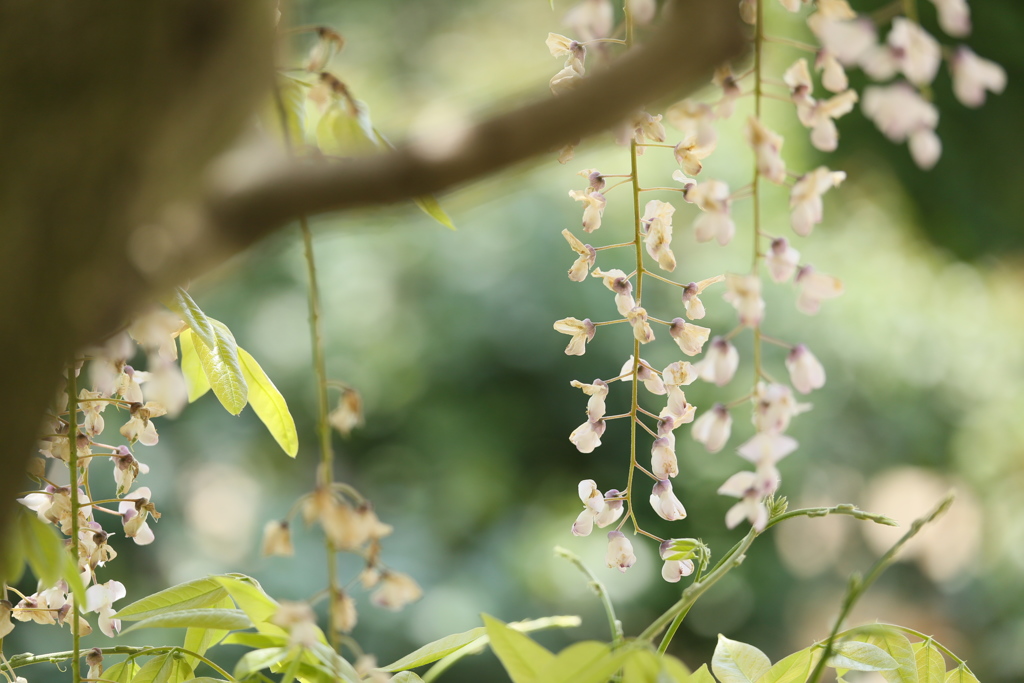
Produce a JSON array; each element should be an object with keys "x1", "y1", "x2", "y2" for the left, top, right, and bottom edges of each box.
[{"x1": 6, "y1": 1, "x2": 1024, "y2": 682}]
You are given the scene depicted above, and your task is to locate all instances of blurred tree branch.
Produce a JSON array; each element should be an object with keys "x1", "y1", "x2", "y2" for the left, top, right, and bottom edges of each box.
[{"x1": 0, "y1": 0, "x2": 744, "y2": 535}]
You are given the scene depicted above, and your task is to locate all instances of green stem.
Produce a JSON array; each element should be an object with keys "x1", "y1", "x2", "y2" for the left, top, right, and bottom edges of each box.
[
  {"x1": 806, "y1": 494, "x2": 954, "y2": 683},
  {"x1": 751, "y1": 0, "x2": 764, "y2": 387},
  {"x1": 9, "y1": 646, "x2": 236, "y2": 682},
  {"x1": 554, "y1": 547, "x2": 621, "y2": 646},
  {"x1": 765, "y1": 504, "x2": 898, "y2": 530},
  {"x1": 67, "y1": 367, "x2": 81, "y2": 683}
]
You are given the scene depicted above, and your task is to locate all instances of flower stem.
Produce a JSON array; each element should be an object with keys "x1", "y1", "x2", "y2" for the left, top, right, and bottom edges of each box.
[
  {"x1": 554, "y1": 547, "x2": 622, "y2": 646},
  {"x1": 67, "y1": 367, "x2": 82, "y2": 683}
]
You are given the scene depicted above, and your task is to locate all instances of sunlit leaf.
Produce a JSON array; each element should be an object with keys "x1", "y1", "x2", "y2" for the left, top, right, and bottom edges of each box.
[
  {"x1": 237, "y1": 347, "x2": 298, "y2": 457},
  {"x1": 713, "y1": 635, "x2": 772, "y2": 683},
  {"x1": 756, "y1": 648, "x2": 816, "y2": 683},
  {"x1": 392, "y1": 674, "x2": 426, "y2": 683},
  {"x1": 265, "y1": 77, "x2": 308, "y2": 147},
  {"x1": 662, "y1": 655, "x2": 693, "y2": 682},
  {"x1": 182, "y1": 594, "x2": 236, "y2": 667},
  {"x1": 115, "y1": 576, "x2": 227, "y2": 621},
  {"x1": 535, "y1": 641, "x2": 631, "y2": 683},
  {"x1": 132, "y1": 652, "x2": 193, "y2": 683},
  {"x1": 120, "y1": 608, "x2": 253, "y2": 635},
  {"x1": 192, "y1": 320, "x2": 248, "y2": 415},
  {"x1": 20, "y1": 511, "x2": 85, "y2": 606},
  {"x1": 214, "y1": 575, "x2": 282, "y2": 631},
  {"x1": 105, "y1": 658, "x2": 140, "y2": 683},
  {"x1": 315, "y1": 103, "x2": 377, "y2": 156},
  {"x1": 179, "y1": 329, "x2": 211, "y2": 402},
  {"x1": 221, "y1": 633, "x2": 289, "y2": 649},
  {"x1": 861, "y1": 628, "x2": 918, "y2": 683},
  {"x1": 413, "y1": 195, "x2": 456, "y2": 230},
  {"x1": 689, "y1": 664, "x2": 716, "y2": 683},
  {"x1": 913, "y1": 642, "x2": 945, "y2": 683},
  {"x1": 165, "y1": 288, "x2": 217, "y2": 352},
  {"x1": 383, "y1": 626, "x2": 487, "y2": 671},
  {"x1": 827, "y1": 642, "x2": 899, "y2": 672},
  {"x1": 483, "y1": 614, "x2": 554, "y2": 683},
  {"x1": 308, "y1": 642, "x2": 362, "y2": 683},
  {"x1": 944, "y1": 665, "x2": 980, "y2": 683},
  {"x1": 234, "y1": 647, "x2": 290, "y2": 679},
  {"x1": 622, "y1": 650, "x2": 661, "y2": 683},
  {"x1": 0, "y1": 513, "x2": 26, "y2": 587}
]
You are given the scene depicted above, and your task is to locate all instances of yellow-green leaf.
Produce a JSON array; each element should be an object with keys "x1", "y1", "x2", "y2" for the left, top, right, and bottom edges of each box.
[
  {"x1": 132, "y1": 652, "x2": 193, "y2": 683},
  {"x1": 192, "y1": 321, "x2": 247, "y2": 415},
  {"x1": 234, "y1": 647, "x2": 290, "y2": 679},
  {"x1": 237, "y1": 347, "x2": 298, "y2": 457},
  {"x1": 413, "y1": 195, "x2": 456, "y2": 230},
  {"x1": 944, "y1": 665, "x2": 980, "y2": 683},
  {"x1": 119, "y1": 608, "x2": 253, "y2": 635},
  {"x1": 115, "y1": 576, "x2": 228, "y2": 621},
  {"x1": 105, "y1": 659, "x2": 140, "y2": 683},
  {"x1": 536, "y1": 641, "x2": 631, "y2": 683},
  {"x1": 315, "y1": 103, "x2": 377, "y2": 156},
  {"x1": 828, "y1": 642, "x2": 899, "y2": 672},
  {"x1": 914, "y1": 642, "x2": 945, "y2": 683},
  {"x1": 165, "y1": 288, "x2": 217, "y2": 352},
  {"x1": 179, "y1": 329, "x2": 210, "y2": 402},
  {"x1": 757, "y1": 649, "x2": 813, "y2": 683},
  {"x1": 713, "y1": 635, "x2": 772, "y2": 683},
  {"x1": 264, "y1": 76, "x2": 307, "y2": 147},
  {"x1": 663, "y1": 655, "x2": 693, "y2": 682},
  {"x1": 392, "y1": 674, "x2": 425, "y2": 683},
  {"x1": 623, "y1": 650, "x2": 661, "y2": 683},
  {"x1": 862, "y1": 627, "x2": 918, "y2": 683},
  {"x1": 383, "y1": 626, "x2": 487, "y2": 672},
  {"x1": 690, "y1": 664, "x2": 716, "y2": 683},
  {"x1": 483, "y1": 614, "x2": 554, "y2": 683},
  {"x1": 182, "y1": 594, "x2": 236, "y2": 668}
]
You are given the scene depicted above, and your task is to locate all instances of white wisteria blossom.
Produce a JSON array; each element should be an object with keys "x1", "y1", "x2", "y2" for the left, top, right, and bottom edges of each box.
[
  {"x1": 651, "y1": 434, "x2": 679, "y2": 479},
  {"x1": 84, "y1": 581, "x2": 127, "y2": 637},
  {"x1": 686, "y1": 179, "x2": 735, "y2": 246},
  {"x1": 724, "y1": 273, "x2": 764, "y2": 327},
  {"x1": 568, "y1": 189, "x2": 607, "y2": 232},
  {"x1": 679, "y1": 275, "x2": 724, "y2": 320},
  {"x1": 570, "y1": 379, "x2": 608, "y2": 420},
  {"x1": 950, "y1": 47, "x2": 1007, "y2": 108},
  {"x1": 691, "y1": 403, "x2": 732, "y2": 453},
  {"x1": 569, "y1": 418, "x2": 606, "y2": 454},
  {"x1": 795, "y1": 265, "x2": 844, "y2": 314},
  {"x1": 592, "y1": 268, "x2": 636, "y2": 315},
  {"x1": 790, "y1": 167, "x2": 846, "y2": 237},
  {"x1": 650, "y1": 479, "x2": 687, "y2": 521},
  {"x1": 786, "y1": 344, "x2": 826, "y2": 394},
  {"x1": 642, "y1": 199, "x2": 677, "y2": 271},
  {"x1": 553, "y1": 317, "x2": 596, "y2": 356},
  {"x1": 745, "y1": 116, "x2": 786, "y2": 184},
  {"x1": 605, "y1": 531, "x2": 637, "y2": 572},
  {"x1": 619, "y1": 356, "x2": 666, "y2": 395},
  {"x1": 862, "y1": 83, "x2": 941, "y2": 169},
  {"x1": 697, "y1": 337, "x2": 739, "y2": 387},
  {"x1": 766, "y1": 238, "x2": 800, "y2": 283},
  {"x1": 665, "y1": 99, "x2": 717, "y2": 150},
  {"x1": 561, "y1": 229, "x2": 596, "y2": 282}
]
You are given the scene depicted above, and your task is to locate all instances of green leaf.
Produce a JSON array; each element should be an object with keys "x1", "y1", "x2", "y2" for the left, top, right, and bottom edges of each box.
[
  {"x1": 181, "y1": 679, "x2": 229, "y2": 683},
  {"x1": 182, "y1": 595, "x2": 236, "y2": 667},
  {"x1": 165, "y1": 288, "x2": 217, "y2": 352},
  {"x1": 106, "y1": 658, "x2": 140, "y2": 683},
  {"x1": 234, "y1": 648, "x2": 290, "y2": 679},
  {"x1": 413, "y1": 195, "x2": 456, "y2": 230},
  {"x1": 483, "y1": 614, "x2": 554, "y2": 683},
  {"x1": 662, "y1": 656, "x2": 693, "y2": 682},
  {"x1": 713, "y1": 635, "x2": 772, "y2": 683},
  {"x1": 120, "y1": 608, "x2": 253, "y2": 634},
  {"x1": 315, "y1": 103, "x2": 378, "y2": 156},
  {"x1": 265, "y1": 77, "x2": 307, "y2": 147},
  {"x1": 0, "y1": 512, "x2": 26, "y2": 587},
  {"x1": 115, "y1": 576, "x2": 228, "y2": 621},
  {"x1": 862, "y1": 628, "x2": 918, "y2": 683},
  {"x1": 913, "y1": 642, "x2": 945, "y2": 683},
  {"x1": 689, "y1": 664, "x2": 716, "y2": 683},
  {"x1": 536, "y1": 641, "x2": 631, "y2": 683},
  {"x1": 221, "y1": 633, "x2": 289, "y2": 649},
  {"x1": 622, "y1": 650, "x2": 661, "y2": 683},
  {"x1": 307, "y1": 641, "x2": 362, "y2": 683},
  {"x1": 20, "y1": 511, "x2": 86, "y2": 606},
  {"x1": 944, "y1": 665, "x2": 980, "y2": 683},
  {"x1": 757, "y1": 649, "x2": 812, "y2": 683},
  {"x1": 392, "y1": 674, "x2": 426, "y2": 683},
  {"x1": 179, "y1": 329, "x2": 211, "y2": 402},
  {"x1": 237, "y1": 347, "x2": 298, "y2": 457},
  {"x1": 383, "y1": 626, "x2": 487, "y2": 671},
  {"x1": 132, "y1": 652, "x2": 193, "y2": 683},
  {"x1": 192, "y1": 320, "x2": 248, "y2": 415},
  {"x1": 214, "y1": 574, "x2": 289, "y2": 636},
  {"x1": 827, "y1": 642, "x2": 899, "y2": 672}
]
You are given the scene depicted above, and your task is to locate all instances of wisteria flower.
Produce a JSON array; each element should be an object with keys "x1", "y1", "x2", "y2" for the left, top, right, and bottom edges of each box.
[
  {"x1": 111, "y1": 447, "x2": 149, "y2": 496},
  {"x1": 738, "y1": 432, "x2": 800, "y2": 470},
  {"x1": 745, "y1": 117, "x2": 786, "y2": 184},
  {"x1": 673, "y1": 136, "x2": 713, "y2": 177},
  {"x1": 570, "y1": 379, "x2": 608, "y2": 420},
  {"x1": 119, "y1": 402, "x2": 167, "y2": 446},
  {"x1": 786, "y1": 344, "x2": 826, "y2": 394},
  {"x1": 329, "y1": 387, "x2": 365, "y2": 436},
  {"x1": 659, "y1": 541, "x2": 696, "y2": 583},
  {"x1": 862, "y1": 83, "x2": 941, "y2": 169},
  {"x1": 680, "y1": 275, "x2": 724, "y2": 320},
  {"x1": 546, "y1": 33, "x2": 587, "y2": 74},
  {"x1": 626, "y1": 307, "x2": 655, "y2": 344},
  {"x1": 261, "y1": 520, "x2": 294, "y2": 557},
  {"x1": 795, "y1": 265, "x2": 844, "y2": 314},
  {"x1": 569, "y1": 418, "x2": 606, "y2": 453},
  {"x1": 808, "y1": 1, "x2": 876, "y2": 66},
  {"x1": 950, "y1": 47, "x2": 1007, "y2": 108},
  {"x1": 718, "y1": 470, "x2": 775, "y2": 531},
  {"x1": 372, "y1": 571, "x2": 423, "y2": 611},
  {"x1": 549, "y1": 65, "x2": 583, "y2": 94},
  {"x1": 662, "y1": 360, "x2": 699, "y2": 388},
  {"x1": 572, "y1": 479, "x2": 606, "y2": 536},
  {"x1": 568, "y1": 189, "x2": 607, "y2": 232},
  {"x1": 929, "y1": 0, "x2": 970, "y2": 37},
  {"x1": 563, "y1": 0, "x2": 613, "y2": 42},
  {"x1": 665, "y1": 99, "x2": 717, "y2": 150},
  {"x1": 642, "y1": 200, "x2": 677, "y2": 271},
  {"x1": 691, "y1": 403, "x2": 732, "y2": 453},
  {"x1": 594, "y1": 489, "x2": 624, "y2": 528},
  {"x1": 85, "y1": 581, "x2": 126, "y2": 637},
  {"x1": 271, "y1": 601, "x2": 321, "y2": 647},
  {"x1": 619, "y1": 356, "x2": 666, "y2": 395},
  {"x1": 619, "y1": 110, "x2": 666, "y2": 150},
  {"x1": 790, "y1": 167, "x2": 846, "y2": 236},
  {"x1": 686, "y1": 180, "x2": 735, "y2": 246},
  {"x1": 78, "y1": 389, "x2": 108, "y2": 436},
  {"x1": 888, "y1": 18, "x2": 941, "y2": 86},
  {"x1": 119, "y1": 486, "x2": 159, "y2": 545},
  {"x1": 128, "y1": 307, "x2": 182, "y2": 362},
  {"x1": 816, "y1": 49, "x2": 849, "y2": 93},
  {"x1": 562, "y1": 229, "x2": 597, "y2": 282},
  {"x1": 753, "y1": 383, "x2": 810, "y2": 434},
  {"x1": 605, "y1": 531, "x2": 636, "y2": 573},
  {"x1": 724, "y1": 273, "x2": 764, "y2": 327},
  {"x1": 660, "y1": 385, "x2": 696, "y2": 429},
  {"x1": 766, "y1": 238, "x2": 800, "y2": 283},
  {"x1": 650, "y1": 479, "x2": 686, "y2": 521},
  {"x1": 592, "y1": 268, "x2": 636, "y2": 315},
  {"x1": 553, "y1": 317, "x2": 596, "y2": 356},
  {"x1": 697, "y1": 337, "x2": 739, "y2": 387},
  {"x1": 713, "y1": 65, "x2": 742, "y2": 118},
  {"x1": 651, "y1": 434, "x2": 679, "y2": 479}
]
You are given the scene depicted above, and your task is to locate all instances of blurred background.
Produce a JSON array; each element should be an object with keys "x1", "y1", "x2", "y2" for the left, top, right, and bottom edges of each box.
[{"x1": 6, "y1": 0, "x2": 1024, "y2": 681}]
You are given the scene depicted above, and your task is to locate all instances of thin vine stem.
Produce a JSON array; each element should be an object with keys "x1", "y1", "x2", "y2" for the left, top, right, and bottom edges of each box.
[
  {"x1": 553, "y1": 547, "x2": 622, "y2": 646},
  {"x1": 67, "y1": 367, "x2": 82, "y2": 683},
  {"x1": 9, "y1": 646, "x2": 236, "y2": 683}
]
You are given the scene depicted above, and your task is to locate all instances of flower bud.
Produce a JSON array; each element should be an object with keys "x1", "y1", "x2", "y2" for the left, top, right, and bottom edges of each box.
[
  {"x1": 650, "y1": 480, "x2": 687, "y2": 521},
  {"x1": 329, "y1": 388, "x2": 364, "y2": 437},
  {"x1": 371, "y1": 571, "x2": 423, "y2": 611},
  {"x1": 332, "y1": 590, "x2": 358, "y2": 633},
  {"x1": 0, "y1": 600, "x2": 14, "y2": 638},
  {"x1": 605, "y1": 531, "x2": 636, "y2": 573},
  {"x1": 577, "y1": 479, "x2": 605, "y2": 515},
  {"x1": 261, "y1": 520, "x2": 294, "y2": 557},
  {"x1": 785, "y1": 344, "x2": 825, "y2": 394},
  {"x1": 86, "y1": 648, "x2": 104, "y2": 680},
  {"x1": 691, "y1": 403, "x2": 732, "y2": 453}
]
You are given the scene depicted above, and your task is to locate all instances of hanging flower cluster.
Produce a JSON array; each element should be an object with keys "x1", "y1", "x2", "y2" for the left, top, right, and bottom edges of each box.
[{"x1": 547, "y1": 0, "x2": 1003, "y2": 578}]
